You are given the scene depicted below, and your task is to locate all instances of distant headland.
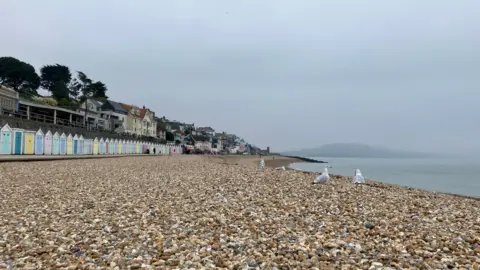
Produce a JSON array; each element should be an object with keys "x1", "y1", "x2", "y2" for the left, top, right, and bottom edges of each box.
[{"x1": 282, "y1": 143, "x2": 438, "y2": 158}]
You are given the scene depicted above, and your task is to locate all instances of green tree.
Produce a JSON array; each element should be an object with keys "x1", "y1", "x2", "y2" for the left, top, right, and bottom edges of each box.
[
  {"x1": 40, "y1": 64, "x2": 72, "y2": 100},
  {"x1": 0, "y1": 56, "x2": 40, "y2": 95},
  {"x1": 70, "y1": 71, "x2": 108, "y2": 101},
  {"x1": 166, "y1": 131, "x2": 174, "y2": 141}
]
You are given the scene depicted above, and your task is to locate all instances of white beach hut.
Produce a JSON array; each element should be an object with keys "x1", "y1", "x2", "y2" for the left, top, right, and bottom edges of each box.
[{"x1": 44, "y1": 130, "x2": 53, "y2": 155}]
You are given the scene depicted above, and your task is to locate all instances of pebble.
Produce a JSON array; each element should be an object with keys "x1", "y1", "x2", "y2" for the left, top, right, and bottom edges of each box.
[{"x1": 0, "y1": 155, "x2": 478, "y2": 269}]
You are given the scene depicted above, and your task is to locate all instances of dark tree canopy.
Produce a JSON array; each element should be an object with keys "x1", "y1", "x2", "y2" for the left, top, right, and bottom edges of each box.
[
  {"x1": 40, "y1": 64, "x2": 72, "y2": 100},
  {"x1": 0, "y1": 56, "x2": 40, "y2": 95},
  {"x1": 70, "y1": 71, "x2": 108, "y2": 101}
]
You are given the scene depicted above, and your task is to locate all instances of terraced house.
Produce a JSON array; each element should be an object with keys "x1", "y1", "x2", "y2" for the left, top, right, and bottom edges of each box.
[{"x1": 120, "y1": 104, "x2": 157, "y2": 137}]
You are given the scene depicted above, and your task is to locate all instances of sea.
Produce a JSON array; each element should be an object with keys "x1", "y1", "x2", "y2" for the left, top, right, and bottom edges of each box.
[{"x1": 290, "y1": 157, "x2": 480, "y2": 198}]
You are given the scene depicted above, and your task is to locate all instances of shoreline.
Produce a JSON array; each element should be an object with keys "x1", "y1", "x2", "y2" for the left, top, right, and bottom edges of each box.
[{"x1": 286, "y1": 160, "x2": 480, "y2": 201}]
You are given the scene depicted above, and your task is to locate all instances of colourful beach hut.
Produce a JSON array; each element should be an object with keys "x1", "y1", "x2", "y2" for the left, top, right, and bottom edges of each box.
[
  {"x1": 105, "y1": 138, "x2": 110, "y2": 154},
  {"x1": 134, "y1": 141, "x2": 139, "y2": 154},
  {"x1": 0, "y1": 124, "x2": 13, "y2": 155},
  {"x1": 99, "y1": 138, "x2": 105, "y2": 155},
  {"x1": 23, "y1": 130, "x2": 35, "y2": 155},
  {"x1": 44, "y1": 130, "x2": 52, "y2": 155},
  {"x1": 35, "y1": 129, "x2": 44, "y2": 155},
  {"x1": 84, "y1": 139, "x2": 92, "y2": 154},
  {"x1": 121, "y1": 140, "x2": 126, "y2": 154},
  {"x1": 59, "y1": 133, "x2": 67, "y2": 155},
  {"x1": 129, "y1": 140, "x2": 134, "y2": 154},
  {"x1": 73, "y1": 134, "x2": 79, "y2": 154},
  {"x1": 66, "y1": 134, "x2": 73, "y2": 155},
  {"x1": 93, "y1": 137, "x2": 99, "y2": 155},
  {"x1": 116, "y1": 139, "x2": 121, "y2": 154},
  {"x1": 52, "y1": 132, "x2": 60, "y2": 155},
  {"x1": 12, "y1": 128, "x2": 24, "y2": 155},
  {"x1": 78, "y1": 135, "x2": 84, "y2": 155}
]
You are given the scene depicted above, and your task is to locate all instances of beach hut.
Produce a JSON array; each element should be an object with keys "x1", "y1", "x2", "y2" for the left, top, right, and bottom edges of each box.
[
  {"x1": 0, "y1": 124, "x2": 13, "y2": 155},
  {"x1": 130, "y1": 141, "x2": 134, "y2": 154},
  {"x1": 52, "y1": 132, "x2": 60, "y2": 155},
  {"x1": 73, "y1": 134, "x2": 79, "y2": 154},
  {"x1": 99, "y1": 138, "x2": 105, "y2": 155},
  {"x1": 117, "y1": 139, "x2": 122, "y2": 154},
  {"x1": 93, "y1": 137, "x2": 99, "y2": 155},
  {"x1": 135, "y1": 141, "x2": 139, "y2": 154},
  {"x1": 23, "y1": 130, "x2": 35, "y2": 155},
  {"x1": 44, "y1": 130, "x2": 52, "y2": 155},
  {"x1": 121, "y1": 140, "x2": 126, "y2": 154},
  {"x1": 78, "y1": 135, "x2": 84, "y2": 155},
  {"x1": 111, "y1": 139, "x2": 116, "y2": 154},
  {"x1": 35, "y1": 129, "x2": 44, "y2": 155},
  {"x1": 66, "y1": 134, "x2": 73, "y2": 155},
  {"x1": 105, "y1": 138, "x2": 110, "y2": 154},
  {"x1": 59, "y1": 133, "x2": 67, "y2": 155},
  {"x1": 84, "y1": 139, "x2": 92, "y2": 154},
  {"x1": 12, "y1": 128, "x2": 24, "y2": 155}
]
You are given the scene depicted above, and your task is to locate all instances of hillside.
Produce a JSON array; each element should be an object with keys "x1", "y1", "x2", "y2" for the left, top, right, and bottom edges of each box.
[{"x1": 282, "y1": 143, "x2": 435, "y2": 158}]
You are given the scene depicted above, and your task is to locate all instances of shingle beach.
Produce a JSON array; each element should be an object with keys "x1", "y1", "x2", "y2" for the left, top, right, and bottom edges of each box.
[{"x1": 1, "y1": 155, "x2": 479, "y2": 269}]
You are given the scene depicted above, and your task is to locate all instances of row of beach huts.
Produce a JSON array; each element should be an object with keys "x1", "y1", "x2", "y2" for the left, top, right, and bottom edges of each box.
[{"x1": 0, "y1": 123, "x2": 182, "y2": 155}]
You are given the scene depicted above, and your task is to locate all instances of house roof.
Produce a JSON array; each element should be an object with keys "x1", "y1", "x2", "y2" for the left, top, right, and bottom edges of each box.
[
  {"x1": 88, "y1": 99, "x2": 102, "y2": 107},
  {"x1": 120, "y1": 103, "x2": 148, "y2": 119},
  {"x1": 103, "y1": 100, "x2": 128, "y2": 114},
  {"x1": 197, "y1": 126, "x2": 215, "y2": 132}
]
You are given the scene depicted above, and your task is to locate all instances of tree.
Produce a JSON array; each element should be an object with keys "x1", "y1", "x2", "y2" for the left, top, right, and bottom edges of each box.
[
  {"x1": 40, "y1": 64, "x2": 72, "y2": 100},
  {"x1": 166, "y1": 131, "x2": 174, "y2": 141},
  {"x1": 0, "y1": 56, "x2": 40, "y2": 95},
  {"x1": 69, "y1": 71, "x2": 108, "y2": 101}
]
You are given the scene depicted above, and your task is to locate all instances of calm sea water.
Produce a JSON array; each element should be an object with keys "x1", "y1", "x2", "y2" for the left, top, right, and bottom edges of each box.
[{"x1": 290, "y1": 157, "x2": 480, "y2": 198}]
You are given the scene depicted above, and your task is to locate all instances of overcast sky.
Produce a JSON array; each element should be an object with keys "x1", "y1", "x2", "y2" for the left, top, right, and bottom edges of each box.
[{"x1": 1, "y1": 0, "x2": 479, "y2": 152}]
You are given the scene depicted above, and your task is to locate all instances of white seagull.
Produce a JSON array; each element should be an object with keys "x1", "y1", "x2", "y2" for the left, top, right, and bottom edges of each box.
[
  {"x1": 353, "y1": 169, "x2": 365, "y2": 184},
  {"x1": 313, "y1": 165, "x2": 332, "y2": 184},
  {"x1": 275, "y1": 166, "x2": 286, "y2": 171}
]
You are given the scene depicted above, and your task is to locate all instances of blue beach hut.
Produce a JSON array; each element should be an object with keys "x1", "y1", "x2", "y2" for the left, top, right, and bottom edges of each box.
[
  {"x1": 73, "y1": 134, "x2": 79, "y2": 154},
  {"x1": 12, "y1": 128, "x2": 24, "y2": 155},
  {"x1": 78, "y1": 135, "x2": 84, "y2": 155},
  {"x1": 60, "y1": 133, "x2": 67, "y2": 155},
  {"x1": 35, "y1": 129, "x2": 44, "y2": 155},
  {"x1": 0, "y1": 124, "x2": 13, "y2": 155}
]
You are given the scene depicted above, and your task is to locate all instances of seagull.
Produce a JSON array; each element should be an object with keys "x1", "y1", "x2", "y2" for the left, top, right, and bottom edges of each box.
[
  {"x1": 353, "y1": 169, "x2": 365, "y2": 184},
  {"x1": 313, "y1": 165, "x2": 332, "y2": 184},
  {"x1": 275, "y1": 166, "x2": 286, "y2": 171}
]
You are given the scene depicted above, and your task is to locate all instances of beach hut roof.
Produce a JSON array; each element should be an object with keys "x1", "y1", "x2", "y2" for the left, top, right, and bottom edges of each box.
[
  {"x1": 67, "y1": 133, "x2": 73, "y2": 138},
  {"x1": 60, "y1": 132, "x2": 66, "y2": 137},
  {"x1": 36, "y1": 129, "x2": 44, "y2": 135},
  {"x1": 100, "y1": 137, "x2": 104, "y2": 142},
  {"x1": 79, "y1": 135, "x2": 84, "y2": 140},
  {"x1": 73, "y1": 134, "x2": 79, "y2": 139},
  {"x1": 1, "y1": 123, "x2": 12, "y2": 132},
  {"x1": 105, "y1": 138, "x2": 109, "y2": 142},
  {"x1": 94, "y1": 137, "x2": 98, "y2": 141},
  {"x1": 53, "y1": 131, "x2": 59, "y2": 137},
  {"x1": 45, "y1": 130, "x2": 52, "y2": 136}
]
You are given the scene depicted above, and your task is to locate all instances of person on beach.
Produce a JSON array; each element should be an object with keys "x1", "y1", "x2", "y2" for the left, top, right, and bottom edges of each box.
[
  {"x1": 353, "y1": 169, "x2": 365, "y2": 184},
  {"x1": 260, "y1": 159, "x2": 265, "y2": 168}
]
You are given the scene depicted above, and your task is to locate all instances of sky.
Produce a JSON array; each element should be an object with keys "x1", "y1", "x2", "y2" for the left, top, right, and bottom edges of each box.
[{"x1": 1, "y1": 0, "x2": 479, "y2": 153}]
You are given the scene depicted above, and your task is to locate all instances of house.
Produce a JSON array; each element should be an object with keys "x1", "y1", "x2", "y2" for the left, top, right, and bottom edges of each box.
[
  {"x1": 100, "y1": 100, "x2": 128, "y2": 132},
  {"x1": 120, "y1": 104, "x2": 157, "y2": 137},
  {"x1": 196, "y1": 126, "x2": 215, "y2": 136},
  {"x1": 174, "y1": 130, "x2": 184, "y2": 142},
  {"x1": 192, "y1": 135, "x2": 212, "y2": 151},
  {"x1": 0, "y1": 85, "x2": 19, "y2": 114},
  {"x1": 78, "y1": 99, "x2": 109, "y2": 130}
]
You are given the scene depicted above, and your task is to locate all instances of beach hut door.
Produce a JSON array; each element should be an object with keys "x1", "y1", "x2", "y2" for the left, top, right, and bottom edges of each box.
[{"x1": 14, "y1": 132, "x2": 22, "y2": 154}]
